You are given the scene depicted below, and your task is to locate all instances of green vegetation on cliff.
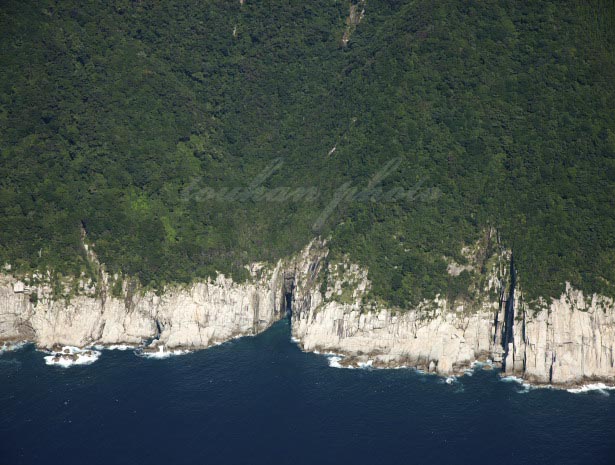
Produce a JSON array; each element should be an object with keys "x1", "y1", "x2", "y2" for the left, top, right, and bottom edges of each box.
[{"x1": 1, "y1": 0, "x2": 614, "y2": 306}]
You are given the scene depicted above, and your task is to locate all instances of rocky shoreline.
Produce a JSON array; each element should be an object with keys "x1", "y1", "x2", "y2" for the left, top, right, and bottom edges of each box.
[
  {"x1": 1, "y1": 239, "x2": 615, "y2": 389},
  {"x1": 291, "y1": 278, "x2": 615, "y2": 389}
]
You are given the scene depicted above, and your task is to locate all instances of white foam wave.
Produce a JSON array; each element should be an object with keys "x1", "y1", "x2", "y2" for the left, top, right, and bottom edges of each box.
[
  {"x1": 499, "y1": 376, "x2": 614, "y2": 394},
  {"x1": 92, "y1": 344, "x2": 136, "y2": 351},
  {"x1": 461, "y1": 359, "x2": 494, "y2": 377},
  {"x1": 107, "y1": 344, "x2": 136, "y2": 351},
  {"x1": 500, "y1": 375, "x2": 532, "y2": 392},
  {"x1": 567, "y1": 383, "x2": 615, "y2": 395},
  {"x1": 0, "y1": 341, "x2": 28, "y2": 354},
  {"x1": 136, "y1": 344, "x2": 190, "y2": 359},
  {"x1": 213, "y1": 334, "x2": 246, "y2": 347},
  {"x1": 357, "y1": 360, "x2": 373, "y2": 369},
  {"x1": 500, "y1": 376, "x2": 559, "y2": 393},
  {"x1": 470, "y1": 359, "x2": 494, "y2": 369},
  {"x1": 327, "y1": 355, "x2": 343, "y2": 368},
  {"x1": 501, "y1": 375, "x2": 525, "y2": 384},
  {"x1": 324, "y1": 353, "x2": 375, "y2": 370},
  {"x1": 44, "y1": 346, "x2": 101, "y2": 367}
]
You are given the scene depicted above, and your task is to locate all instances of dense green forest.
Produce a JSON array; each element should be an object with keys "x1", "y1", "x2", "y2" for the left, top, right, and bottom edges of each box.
[{"x1": 1, "y1": 0, "x2": 614, "y2": 307}]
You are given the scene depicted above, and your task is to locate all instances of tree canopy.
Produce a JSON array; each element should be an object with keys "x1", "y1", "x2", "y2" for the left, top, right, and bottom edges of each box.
[{"x1": 1, "y1": 0, "x2": 614, "y2": 306}]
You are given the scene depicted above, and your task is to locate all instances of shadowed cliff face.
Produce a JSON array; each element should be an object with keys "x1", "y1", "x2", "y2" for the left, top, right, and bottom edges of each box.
[
  {"x1": 283, "y1": 271, "x2": 295, "y2": 318},
  {"x1": 501, "y1": 254, "x2": 516, "y2": 372}
]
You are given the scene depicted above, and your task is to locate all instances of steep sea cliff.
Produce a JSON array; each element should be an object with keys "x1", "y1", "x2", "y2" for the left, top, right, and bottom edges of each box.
[
  {"x1": 0, "y1": 265, "x2": 285, "y2": 353},
  {"x1": 291, "y1": 240, "x2": 615, "y2": 387},
  {"x1": 292, "y1": 277, "x2": 615, "y2": 387},
  {"x1": 1, "y1": 239, "x2": 614, "y2": 387}
]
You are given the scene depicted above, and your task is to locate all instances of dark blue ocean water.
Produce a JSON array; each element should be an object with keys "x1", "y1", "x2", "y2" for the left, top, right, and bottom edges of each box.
[{"x1": 1, "y1": 320, "x2": 614, "y2": 465}]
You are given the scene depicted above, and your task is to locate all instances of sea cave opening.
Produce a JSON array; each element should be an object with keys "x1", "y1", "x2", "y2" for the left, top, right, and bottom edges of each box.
[
  {"x1": 285, "y1": 291, "x2": 293, "y2": 318},
  {"x1": 283, "y1": 271, "x2": 295, "y2": 319}
]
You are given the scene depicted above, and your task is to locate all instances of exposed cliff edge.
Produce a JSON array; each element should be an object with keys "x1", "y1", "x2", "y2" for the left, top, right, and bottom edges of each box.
[
  {"x1": 290, "y1": 236, "x2": 615, "y2": 388},
  {"x1": 0, "y1": 240, "x2": 325, "y2": 353},
  {"x1": 0, "y1": 268, "x2": 284, "y2": 352},
  {"x1": 1, "y1": 236, "x2": 614, "y2": 388}
]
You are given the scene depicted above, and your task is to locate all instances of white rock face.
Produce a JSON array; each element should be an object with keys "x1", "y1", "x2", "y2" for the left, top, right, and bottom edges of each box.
[
  {"x1": 505, "y1": 284, "x2": 615, "y2": 386},
  {"x1": 292, "y1": 294, "x2": 615, "y2": 386},
  {"x1": 0, "y1": 239, "x2": 326, "y2": 351},
  {"x1": 291, "y1": 252, "x2": 615, "y2": 387},
  {"x1": 1, "y1": 238, "x2": 614, "y2": 387},
  {"x1": 293, "y1": 302, "x2": 493, "y2": 373},
  {"x1": 0, "y1": 265, "x2": 286, "y2": 350}
]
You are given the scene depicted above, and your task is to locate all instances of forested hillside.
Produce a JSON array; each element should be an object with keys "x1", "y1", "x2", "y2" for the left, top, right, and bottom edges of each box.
[{"x1": 1, "y1": 0, "x2": 614, "y2": 307}]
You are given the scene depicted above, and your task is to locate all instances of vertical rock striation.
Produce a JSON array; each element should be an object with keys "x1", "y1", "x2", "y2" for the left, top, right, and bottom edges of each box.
[
  {"x1": 0, "y1": 257, "x2": 295, "y2": 351},
  {"x1": 290, "y1": 242, "x2": 615, "y2": 387},
  {"x1": 0, "y1": 240, "x2": 325, "y2": 352},
  {"x1": 1, "y1": 237, "x2": 614, "y2": 387}
]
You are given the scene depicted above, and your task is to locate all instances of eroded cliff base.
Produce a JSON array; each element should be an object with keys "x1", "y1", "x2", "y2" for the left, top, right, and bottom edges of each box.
[{"x1": 2, "y1": 239, "x2": 615, "y2": 389}]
